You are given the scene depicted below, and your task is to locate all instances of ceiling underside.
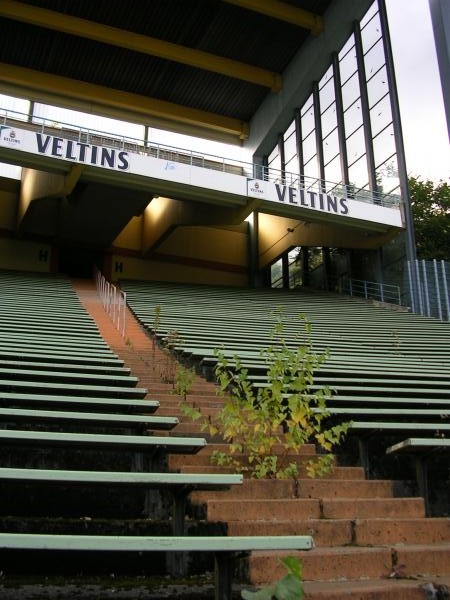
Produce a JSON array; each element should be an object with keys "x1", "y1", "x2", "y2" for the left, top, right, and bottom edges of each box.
[{"x1": 0, "y1": 0, "x2": 332, "y2": 144}]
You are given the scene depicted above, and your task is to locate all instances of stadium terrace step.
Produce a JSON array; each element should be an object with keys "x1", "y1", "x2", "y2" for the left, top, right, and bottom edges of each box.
[
  {"x1": 0, "y1": 429, "x2": 206, "y2": 454},
  {"x1": 302, "y1": 578, "x2": 450, "y2": 600},
  {"x1": 321, "y1": 497, "x2": 425, "y2": 519},
  {"x1": 191, "y1": 477, "x2": 394, "y2": 503},
  {"x1": 0, "y1": 359, "x2": 131, "y2": 376},
  {"x1": 206, "y1": 498, "x2": 321, "y2": 521},
  {"x1": 0, "y1": 391, "x2": 159, "y2": 413},
  {"x1": 0, "y1": 407, "x2": 178, "y2": 430},
  {"x1": 0, "y1": 379, "x2": 148, "y2": 398},
  {"x1": 56, "y1": 278, "x2": 450, "y2": 598}
]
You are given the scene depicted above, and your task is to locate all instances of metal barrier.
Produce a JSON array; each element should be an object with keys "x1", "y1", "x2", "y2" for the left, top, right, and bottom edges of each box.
[
  {"x1": 340, "y1": 278, "x2": 401, "y2": 305},
  {"x1": 94, "y1": 268, "x2": 127, "y2": 337},
  {"x1": 407, "y1": 259, "x2": 450, "y2": 321}
]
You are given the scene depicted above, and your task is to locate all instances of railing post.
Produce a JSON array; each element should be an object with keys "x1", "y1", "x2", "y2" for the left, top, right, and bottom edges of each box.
[
  {"x1": 422, "y1": 260, "x2": 431, "y2": 317},
  {"x1": 441, "y1": 261, "x2": 450, "y2": 321},
  {"x1": 364, "y1": 280, "x2": 368, "y2": 300},
  {"x1": 434, "y1": 259, "x2": 443, "y2": 320}
]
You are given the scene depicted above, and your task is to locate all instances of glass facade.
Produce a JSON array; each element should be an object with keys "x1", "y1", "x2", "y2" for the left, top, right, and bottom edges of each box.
[{"x1": 265, "y1": 0, "x2": 401, "y2": 200}]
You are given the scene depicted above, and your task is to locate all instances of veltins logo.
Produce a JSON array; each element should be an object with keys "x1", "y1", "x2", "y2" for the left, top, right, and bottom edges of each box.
[
  {"x1": 0, "y1": 126, "x2": 21, "y2": 146},
  {"x1": 247, "y1": 178, "x2": 267, "y2": 199}
]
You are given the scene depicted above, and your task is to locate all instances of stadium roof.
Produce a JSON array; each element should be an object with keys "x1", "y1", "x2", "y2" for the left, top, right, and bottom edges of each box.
[{"x1": 0, "y1": 0, "x2": 332, "y2": 144}]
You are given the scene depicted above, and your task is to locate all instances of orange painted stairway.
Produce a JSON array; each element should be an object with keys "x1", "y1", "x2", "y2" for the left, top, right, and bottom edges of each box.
[{"x1": 73, "y1": 280, "x2": 450, "y2": 600}]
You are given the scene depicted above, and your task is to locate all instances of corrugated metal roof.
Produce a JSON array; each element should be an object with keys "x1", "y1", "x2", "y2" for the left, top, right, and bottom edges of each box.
[{"x1": 0, "y1": 0, "x2": 332, "y2": 132}]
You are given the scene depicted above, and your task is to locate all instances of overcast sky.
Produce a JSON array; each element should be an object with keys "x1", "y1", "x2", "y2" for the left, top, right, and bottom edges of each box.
[{"x1": 386, "y1": 0, "x2": 450, "y2": 182}]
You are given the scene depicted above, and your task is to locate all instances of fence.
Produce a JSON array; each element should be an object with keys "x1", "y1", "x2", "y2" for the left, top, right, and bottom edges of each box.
[
  {"x1": 94, "y1": 268, "x2": 127, "y2": 337},
  {"x1": 407, "y1": 259, "x2": 450, "y2": 321}
]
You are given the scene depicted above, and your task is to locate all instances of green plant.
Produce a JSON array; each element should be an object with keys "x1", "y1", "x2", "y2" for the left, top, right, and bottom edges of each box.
[
  {"x1": 241, "y1": 556, "x2": 304, "y2": 600},
  {"x1": 173, "y1": 364, "x2": 196, "y2": 401},
  {"x1": 160, "y1": 329, "x2": 182, "y2": 385},
  {"x1": 151, "y1": 305, "x2": 162, "y2": 355},
  {"x1": 181, "y1": 308, "x2": 350, "y2": 479}
]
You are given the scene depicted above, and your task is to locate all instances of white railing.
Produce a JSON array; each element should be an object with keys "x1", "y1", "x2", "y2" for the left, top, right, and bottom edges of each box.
[
  {"x1": 1, "y1": 107, "x2": 400, "y2": 209},
  {"x1": 95, "y1": 268, "x2": 127, "y2": 337}
]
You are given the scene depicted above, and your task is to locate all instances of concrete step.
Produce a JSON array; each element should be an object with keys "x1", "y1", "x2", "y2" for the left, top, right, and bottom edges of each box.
[
  {"x1": 227, "y1": 517, "x2": 450, "y2": 547},
  {"x1": 176, "y1": 464, "x2": 366, "y2": 479},
  {"x1": 206, "y1": 498, "x2": 321, "y2": 521},
  {"x1": 191, "y1": 478, "x2": 394, "y2": 503},
  {"x1": 227, "y1": 518, "x2": 354, "y2": 546},
  {"x1": 169, "y1": 450, "x2": 317, "y2": 470},
  {"x1": 354, "y1": 517, "x2": 450, "y2": 545},
  {"x1": 246, "y1": 546, "x2": 392, "y2": 584},
  {"x1": 302, "y1": 577, "x2": 450, "y2": 599},
  {"x1": 322, "y1": 497, "x2": 425, "y2": 519},
  {"x1": 246, "y1": 543, "x2": 450, "y2": 584}
]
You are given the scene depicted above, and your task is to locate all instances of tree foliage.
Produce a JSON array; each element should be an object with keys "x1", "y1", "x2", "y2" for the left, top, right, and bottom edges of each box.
[{"x1": 409, "y1": 177, "x2": 450, "y2": 261}]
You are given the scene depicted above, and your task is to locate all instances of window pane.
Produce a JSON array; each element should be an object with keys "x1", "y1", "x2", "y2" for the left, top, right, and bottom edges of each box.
[
  {"x1": 376, "y1": 156, "x2": 399, "y2": 195},
  {"x1": 363, "y1": 38, "x2": 386, "y2": 81},
  {"x1": 324, "y1": 155, "x2": 342, "y2": 188},
  {"x1": 367, "y1": 64, "x2": 389, "y2": 108},
  {"x1": 361, "y1": 11, "x2": 382, "y2": 54},
  {"x1": 285, "y1": 155, "x2": 299, "y2": 182},
  {"x1": 341, "y1": 72, "x2": 360, "y2": 111},
  {"x1": 303, "y1": 155, "x2": 319, "y2": 183},
  {"x1": 373, "y1": 123, "x2": 396, "y2": 168},
  {"x1": 284, "y1": 129, "x2": 297, "y2": 164},
  {"x1": 301, "y1": 104, "x2": 315, "y2": 138},
  {"x1": 323, "y1": 128, "x2": 340, "y2": 165},
  {"x1": 321, "y1": 102, "x2": 338, "y2": 138},
  {"x1": 348, "y1": 154, "x2": 369, "y2": 190},
  {"x1": 319, "y1": 77, "x2": 335, "y2": 113},
  {"x1": 339, "y1": 45, "x2": 358, "y2": 85},
  {"x1": 302, "y1": 130, "x2": 316, "y2": 163},
  {"x1": 346, "y1": 125, "x2": 366, "y2": 165},
  {"x1": 343, "y1": 99, "x2": 363, "y2": 137},
  {"x1": 360, "y1": 1, "x2": 378, "y2": 28},
  {"x1": 370, "y1": 94, "x2": 392, "y2": 137},
  {"x1": 319, "y1": 65, "x2": 333, "y2": 89}
]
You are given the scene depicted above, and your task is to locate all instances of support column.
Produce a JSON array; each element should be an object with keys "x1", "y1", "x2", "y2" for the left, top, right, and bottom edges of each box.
[
  {"x1": 313, "y1": 82, "x2": 326, "y2": 191},
  {"x1": 378, "y1": 0, "x2": 419, "y2": 309},
  {"x1": 353, "y1": 20, "x2": 378, "y2": 196},
  {"x1": 248, "y1": 211, "x2": 261, "y2": 288},
  {"x1": 332, "y1": 52, "x2": 350, "y2": 191}
]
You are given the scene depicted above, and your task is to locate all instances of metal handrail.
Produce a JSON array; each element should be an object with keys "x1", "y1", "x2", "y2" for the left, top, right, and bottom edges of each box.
[
  {"x1": 94, "y1": 268, "x2": 126, "y2": 337},
  {"x1": 1, "y1": 107, "x2": 400, "y2": 209},
  {"x1": 340, "y1": 277, "x2": 401, "y2": 305}
]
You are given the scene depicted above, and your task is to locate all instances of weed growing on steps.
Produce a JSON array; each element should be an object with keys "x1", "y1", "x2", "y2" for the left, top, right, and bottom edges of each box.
[
  {"x1": 241, "y1": 556, "x2": 304, "y2": 599},
  {"x1": 173, "y1": 364, "x2": 196, "y2": 401},
  {"x1": 181, "y1": 308, "x2": 351, "y2": 479}
]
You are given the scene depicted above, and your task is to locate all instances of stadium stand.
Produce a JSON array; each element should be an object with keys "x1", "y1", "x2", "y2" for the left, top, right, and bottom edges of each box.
[
  {"x1": 0, "y1": 270, "x2": 313, "y2": 600},
  {"x1": 122, "y1": 279, "x2": 450, "y2": 508}
]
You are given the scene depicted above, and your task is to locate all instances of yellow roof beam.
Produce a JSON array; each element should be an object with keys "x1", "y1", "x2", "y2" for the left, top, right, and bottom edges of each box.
[
  {"x1": 0, "y1": 62, "x2": 249, "y2": 141},
  {"x1": 223, "y1": 0, "x2": 323, "y2": 34},
  {"x1": 0, "y1": 0, "x2": 282, "y2": 91}
]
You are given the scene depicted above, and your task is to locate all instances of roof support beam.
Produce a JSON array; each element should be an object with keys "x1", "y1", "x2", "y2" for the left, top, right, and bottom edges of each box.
[
  {"x1": 223, "y1": 0, "x2": 323, "y2": 34},
  {"x1": 0, "y1": 62, "x2": 249, "y2": 141},
  {"x1": 0, "y1": 0, "x2": 282, "y2": 91}
]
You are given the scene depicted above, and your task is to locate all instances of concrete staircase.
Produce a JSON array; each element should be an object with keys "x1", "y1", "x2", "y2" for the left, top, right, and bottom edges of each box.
[{"x1": 72, "y1": 280, "x2": 450, "y2": 599}]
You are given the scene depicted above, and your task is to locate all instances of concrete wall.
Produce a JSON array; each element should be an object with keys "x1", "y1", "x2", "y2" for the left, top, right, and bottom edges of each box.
[{"x1": 0, "y1": 237, "x2": 51, "y2": 272}]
